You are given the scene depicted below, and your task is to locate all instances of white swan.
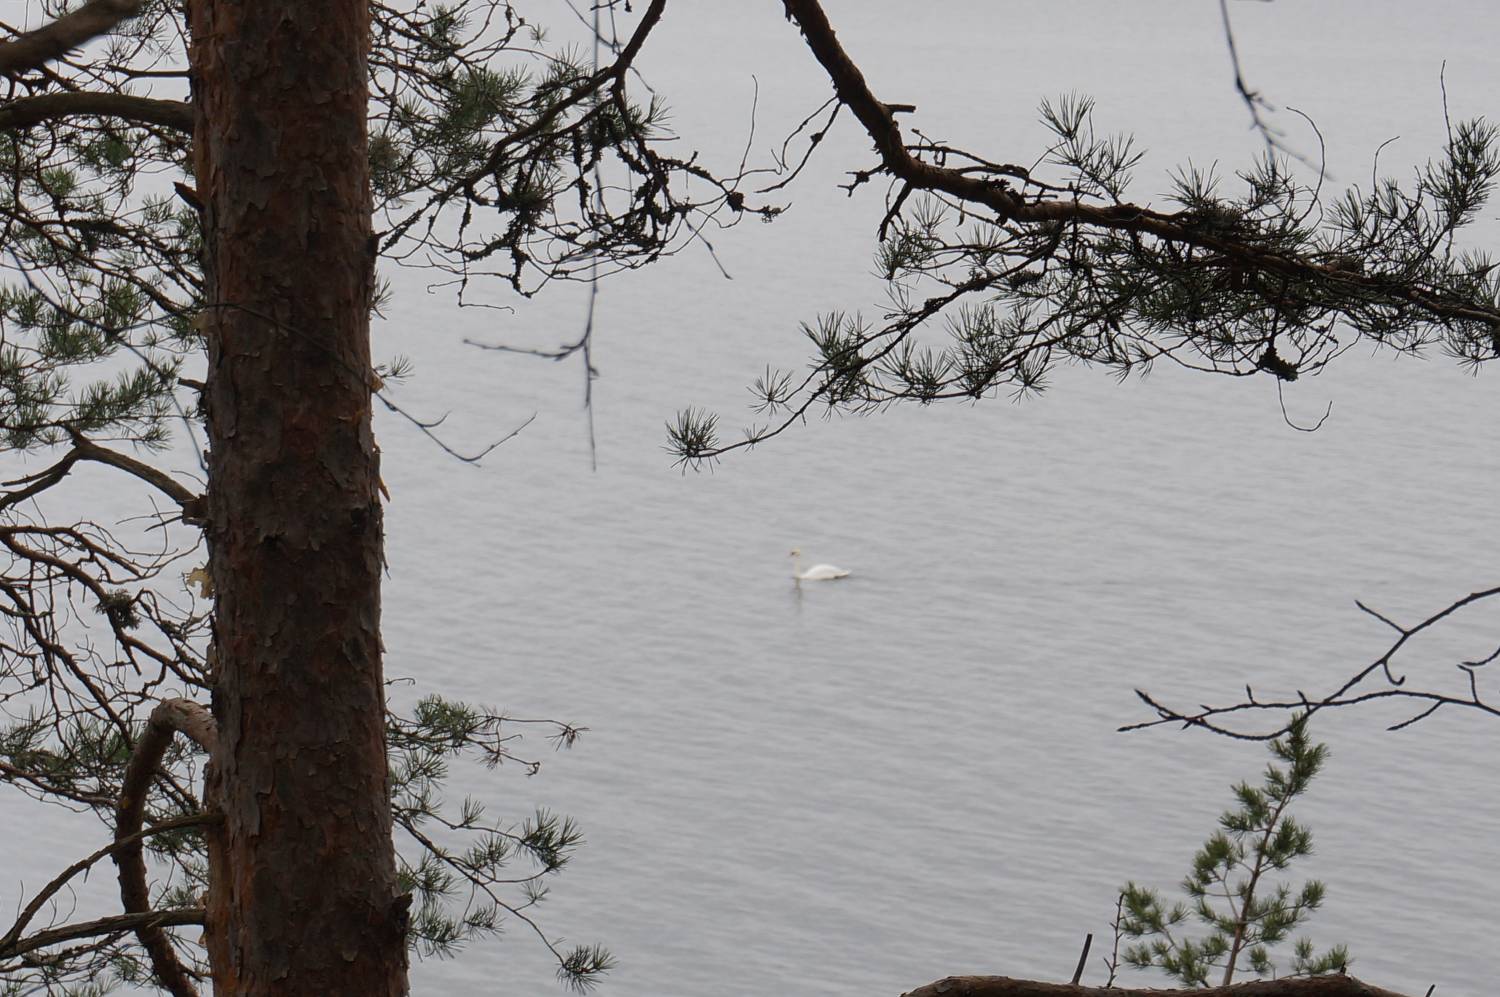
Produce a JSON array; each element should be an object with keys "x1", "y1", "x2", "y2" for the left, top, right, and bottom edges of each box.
[{"x1": 790, "y1": 548, "x2": 850, "y2": 582}]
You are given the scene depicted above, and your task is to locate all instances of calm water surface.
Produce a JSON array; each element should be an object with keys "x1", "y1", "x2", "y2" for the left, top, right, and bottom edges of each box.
[{"x1": 6, "y1": 3, "x2": 1500, "y2": 995}]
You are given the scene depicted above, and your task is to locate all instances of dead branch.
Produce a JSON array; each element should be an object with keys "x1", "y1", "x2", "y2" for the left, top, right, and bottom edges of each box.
[
  {"x1": 1, "y1": 813, "x2": 216, "y2": 956},
  {"x1": 2, "y1": 433, "x2": 202, "y2": 518},
  {"x1": 69, "y1": 432, "x2": 201, "y2": 511},
  {"x1": 778, "y1": 0, "x2": 1500, "y2": 330},
  {"x1": 1125, "y1": 586, "x2": 1500, "y2": 739}
]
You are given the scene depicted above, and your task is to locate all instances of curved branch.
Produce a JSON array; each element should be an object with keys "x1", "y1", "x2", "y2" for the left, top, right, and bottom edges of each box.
[
  {"x1": 382, "y1": 0, "x2": 672, "y2": 253},
  {"x1": 0, "y1": 92, "x2": 192, "y2": 132},
  {"x1": 471, "y1": 0, "x2": 665, "y2": 182},
  {"x1": 1125, "y1": 586, "x2": 1500, "y2": 739},
  {"x1": 113, "y1": 698, "x2": 216, "y2": 997},
  {"x1": 779, "y1": 0, "x2": 1500, "y2": 330},
  {"x1": 0, "y1": 0, "x2": 143, "y2": 78},
  {"x1": 69, "y1": 432, "x2": 202, "y2": 512}
]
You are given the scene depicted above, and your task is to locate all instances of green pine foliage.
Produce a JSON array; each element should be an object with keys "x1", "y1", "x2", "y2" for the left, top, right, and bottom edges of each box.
[
  {"x1": 669, "y1": 92, "x2": 1500, "y2": 464},
  {"x1": 1118, "y1": 714, "x2": 1349, "y2": 987},
  {"x1": 387, "y1": 694, "x2": 611, "y2": 989}
]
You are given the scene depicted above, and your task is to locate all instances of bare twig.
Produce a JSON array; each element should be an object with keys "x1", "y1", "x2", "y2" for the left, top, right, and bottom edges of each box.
[
  {"x1": 1125, "y1": 586, "x2": 1500, "y2": 739},
  {"x1": 0, "y1": 92, "x2": 191, "y2": 132}
]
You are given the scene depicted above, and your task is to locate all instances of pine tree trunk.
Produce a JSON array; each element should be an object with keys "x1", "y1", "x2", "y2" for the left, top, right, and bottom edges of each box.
[{"x1": 189, "y1": 1, "x2": 406, "y2": 993}]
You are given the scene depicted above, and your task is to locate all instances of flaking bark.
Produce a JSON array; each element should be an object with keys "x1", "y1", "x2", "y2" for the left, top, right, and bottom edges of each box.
[{"x1": 188, "y1": 0, "x2": 406, "y2": 993}]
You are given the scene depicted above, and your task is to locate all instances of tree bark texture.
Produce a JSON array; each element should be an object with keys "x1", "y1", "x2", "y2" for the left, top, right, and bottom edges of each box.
[
  {"x1": 900, "y1": 975, "x2": 1413, "y2": 997},
  {"x1": 189, "y1": 0, "x2": 405, "y2": 993}
]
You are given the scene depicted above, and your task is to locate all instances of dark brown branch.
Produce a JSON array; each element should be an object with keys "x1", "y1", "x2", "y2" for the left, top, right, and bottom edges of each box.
[
  {"x1": 778, "y1": 0, "x2": 1500, "y2": 330},
  {"x1": 3, "y1": 907, "x2": 204, "y2": 960},
  {"x1": 901, "y1": 974, "x2": 1412, "y2": 997},
  {"x1": 0, "y1": 0, "x2": 143, "y2": 78},
  {"x1": 1125, "y1": 585, "x2": 1500, "y2": 739},
  {"x1": 1, "y1": 813, "x2": 216, "y2": 956},
  {"x1": 113, "y1": 698, "x2": 216, "y2": 997},
  {"x1": 0, "y1": 449, "x2": 82, "y2": 512},
  {"x1": 0, "y1": 91, "x2": 192, "y2": 132},
  {"x1": 1, "y1": 433, "x2": 202, "y2": 518}
]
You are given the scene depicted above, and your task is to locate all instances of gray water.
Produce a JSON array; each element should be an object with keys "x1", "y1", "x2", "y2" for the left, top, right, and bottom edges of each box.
[{"x1": 6, "y1": 2, "x2": 1500, "y2": 995}]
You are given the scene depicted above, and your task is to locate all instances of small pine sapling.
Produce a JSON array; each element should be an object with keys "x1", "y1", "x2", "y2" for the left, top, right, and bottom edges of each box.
[{"x1": 1117, "y1": 713, "x2": 1349, "y2": 986}]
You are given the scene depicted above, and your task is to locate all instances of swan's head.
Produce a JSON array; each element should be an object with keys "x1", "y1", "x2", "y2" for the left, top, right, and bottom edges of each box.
[{"x1": 788, "y1": 547, "x2": 802, "y2": 558}]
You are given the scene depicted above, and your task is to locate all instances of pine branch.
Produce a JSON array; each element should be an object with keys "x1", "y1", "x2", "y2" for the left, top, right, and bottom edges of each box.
[
  {"x1": 69, "y1": 431, "x2": 201, "y2": 510},
  {"x1": 1125, "y1": 586, "x2": 1500, "y2": 738},
  {"x1": 1, "y1": 434, "x2": 203, "y2": 518}
]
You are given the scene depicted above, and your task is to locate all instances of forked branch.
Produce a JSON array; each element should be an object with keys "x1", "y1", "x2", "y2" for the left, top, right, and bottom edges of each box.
[
  {"x1": 2, "y1": 907, "x2": 205, "y2": 961},
  {"x1": 1, "y1": 432, "x2": 202, "y2": 518},
  {"x1": 2, "y1": 813, "x2": 215, "y2": 958},
  {"x1": 1126, "y1": 586, "x2": 1500, "y2": 739}
]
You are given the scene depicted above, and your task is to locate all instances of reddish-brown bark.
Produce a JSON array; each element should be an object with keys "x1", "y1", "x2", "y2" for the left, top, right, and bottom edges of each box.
[{"x1": 188, "y1": 0, "x2": 405, "y2": 993}]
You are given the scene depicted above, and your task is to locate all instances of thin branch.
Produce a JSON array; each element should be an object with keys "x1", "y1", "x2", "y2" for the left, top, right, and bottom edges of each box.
[
  {"x1": 3, "y1": 907, "x2": 204, "y2": 961},
  {"x1": 1217, "y1": 0, "x2": 1297, "y2": 161},
  {"x1": 1, "y1": 813, "x2": 217, "y2": 954},
  {"x1": 1125, "y1": 586, "x2": 1500, "y2": 738},
  {"x1": 374, "y1": 394, "x2": 534, "y2": 465}
]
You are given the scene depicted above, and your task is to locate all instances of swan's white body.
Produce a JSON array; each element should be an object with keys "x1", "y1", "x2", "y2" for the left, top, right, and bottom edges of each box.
[{"x1": 790, "y1": 548, "x2": 850, "y2": 582}]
